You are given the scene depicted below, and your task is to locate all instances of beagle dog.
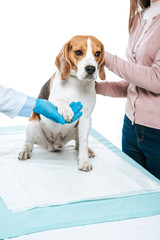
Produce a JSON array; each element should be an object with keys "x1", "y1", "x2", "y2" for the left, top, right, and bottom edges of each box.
[{"x1": 18, "y1": 35, "x2": 106, "y2": 171}]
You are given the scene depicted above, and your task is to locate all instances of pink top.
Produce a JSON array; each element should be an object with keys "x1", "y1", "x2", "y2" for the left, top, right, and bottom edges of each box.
[{"x1": 96, "y1": 11, "x2": 160, "y2": 129}]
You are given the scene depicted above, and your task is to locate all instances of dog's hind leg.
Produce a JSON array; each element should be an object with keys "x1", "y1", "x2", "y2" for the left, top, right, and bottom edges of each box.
[
  {"x1": 88, "y1": 147, "x2": 95, "y2": 158},
  {"x1": 18, "y1": 120, "x2": 36, "y2": 160},
  {"x1": 18, "y1": 114, "x2": 55, "y2": 160},
  {"x1": 75, "y1": 126, "x2": 79, "y2": 150}
]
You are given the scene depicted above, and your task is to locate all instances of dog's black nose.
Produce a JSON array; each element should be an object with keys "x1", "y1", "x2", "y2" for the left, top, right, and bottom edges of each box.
[{"x1": 85, "y1": 65, "x2": 96, "y2": 75}]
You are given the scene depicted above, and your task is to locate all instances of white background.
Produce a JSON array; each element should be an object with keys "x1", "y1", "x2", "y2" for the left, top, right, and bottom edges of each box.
[{"x1": 0, "y1": 0, "x2": 130, "y2": 149}]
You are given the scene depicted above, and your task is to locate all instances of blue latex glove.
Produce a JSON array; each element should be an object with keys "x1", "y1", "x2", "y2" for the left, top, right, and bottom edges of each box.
[
  {"x1": 34, "y1": 99, "x2": 83, "y2": 125},
  {"x1": 67, "y1": 102, "x2": 83, "y2": 124}
]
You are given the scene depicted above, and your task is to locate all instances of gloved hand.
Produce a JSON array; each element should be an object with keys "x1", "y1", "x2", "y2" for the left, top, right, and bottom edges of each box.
[
  {"x1": 67, "y1": 101, "x2": 83, "y2": 124},
  {"x1": 34, "y1": 99, "x2": 83, "y2": 125}
]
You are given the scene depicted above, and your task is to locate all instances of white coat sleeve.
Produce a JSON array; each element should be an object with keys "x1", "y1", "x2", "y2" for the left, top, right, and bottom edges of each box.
[{"x1": 0, "y1": 85, "x2": 36, "y2": 118}]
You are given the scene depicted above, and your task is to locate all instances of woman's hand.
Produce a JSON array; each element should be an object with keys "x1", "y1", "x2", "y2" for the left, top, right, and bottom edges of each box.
[{"x1": 34, "y1": 99, "x2": 83, "y2": 125}]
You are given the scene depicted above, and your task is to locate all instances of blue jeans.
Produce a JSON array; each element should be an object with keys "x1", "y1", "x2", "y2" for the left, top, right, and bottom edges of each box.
[{"x1": 122, "y1": 115, "x2": 160, "y2": 180}]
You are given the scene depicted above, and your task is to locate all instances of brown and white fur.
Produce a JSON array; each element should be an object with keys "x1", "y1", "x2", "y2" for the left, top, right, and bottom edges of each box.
[{"x1": 18, "y1": 35, "x2": 106, "y2": 171}]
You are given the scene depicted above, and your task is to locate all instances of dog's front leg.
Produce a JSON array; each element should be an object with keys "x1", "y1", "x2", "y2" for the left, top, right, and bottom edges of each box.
[
  {"x1": 78, "y1": 116, "x2": 92, "y2": 171},
  {"x1": 52, "y1": 98, "x2": 74, "y2": 122}
]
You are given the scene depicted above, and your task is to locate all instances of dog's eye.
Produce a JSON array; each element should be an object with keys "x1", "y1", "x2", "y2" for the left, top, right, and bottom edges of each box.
[
  {"x1": 95, "y1": 51, "x2": 101, "y2": 57},
  {"x1": 75, "y1": 50, "x2": 83, "y2": 56}
]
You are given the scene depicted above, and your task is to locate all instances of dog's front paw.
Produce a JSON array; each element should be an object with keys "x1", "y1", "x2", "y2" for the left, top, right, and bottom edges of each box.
[
  {"x1": 58, "y1": 105, "x2": 74, "y2": 122},
  {"x1": 18, "y1": 149, "x2": 31, "y2": 160},
  {"x1": 78, "y1": 159, "x2": 92, "y2": 171}
]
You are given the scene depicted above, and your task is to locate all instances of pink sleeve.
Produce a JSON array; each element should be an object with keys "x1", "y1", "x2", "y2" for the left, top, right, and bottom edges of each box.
[
  {"x1": 96, "y1": 81, "x2": 129, "y2": 98},
  {"x1": 105, "y1": 49, "x2": 160, "y2": 94}
]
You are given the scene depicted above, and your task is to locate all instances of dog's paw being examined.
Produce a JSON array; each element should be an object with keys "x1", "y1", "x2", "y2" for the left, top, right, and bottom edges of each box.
[{"x1": 58, "y1": 105, "x2": 74, "y2": 122}]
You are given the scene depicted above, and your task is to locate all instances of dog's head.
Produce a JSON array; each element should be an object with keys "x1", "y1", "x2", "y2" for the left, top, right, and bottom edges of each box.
[{"x1": 55, "y1": 35, "x2": 106, "y2": 81}]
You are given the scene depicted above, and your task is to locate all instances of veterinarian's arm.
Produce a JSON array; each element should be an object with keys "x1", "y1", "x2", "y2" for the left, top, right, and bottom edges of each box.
[
  {"x1": 0, "y1": 84, "x2": 35, "y2": 118},
  {"x1": 96, "y1": 81, "x2": 129, "y2": 98},
  {"x1": 104, "y1": 49, "x2": 160, "y2": 94},
  {"x1": 0, "y1": 85, "x2": 83, "y2": 124}
]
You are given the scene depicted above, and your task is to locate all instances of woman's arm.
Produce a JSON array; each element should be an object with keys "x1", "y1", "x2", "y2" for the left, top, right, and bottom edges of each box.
[
  {"x1": 105, "y1": 48, "x2": 160, "y2": 94},
  {"x1": 96, "y1": 81, "x2": 129, "y2": 98}
]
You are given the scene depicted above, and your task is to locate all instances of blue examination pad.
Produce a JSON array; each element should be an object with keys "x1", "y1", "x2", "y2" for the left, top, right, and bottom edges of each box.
[{"x1": 0, "y1": 126, "x2": 160, "y2": 239}]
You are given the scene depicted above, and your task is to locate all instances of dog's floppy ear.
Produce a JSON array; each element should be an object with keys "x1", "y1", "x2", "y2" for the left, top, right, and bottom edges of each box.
[
  {"x1": 98, "y1": 44, "x2": 106, "y2": 80},
  {"x1": 55, "y1": 41, "x2": 71, "y2": 80}
]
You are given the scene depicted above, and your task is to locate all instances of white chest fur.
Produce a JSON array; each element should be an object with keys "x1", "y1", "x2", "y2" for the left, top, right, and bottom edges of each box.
[{"x1": 40, "y1": 71, "x2": 96, "y2": 141}]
